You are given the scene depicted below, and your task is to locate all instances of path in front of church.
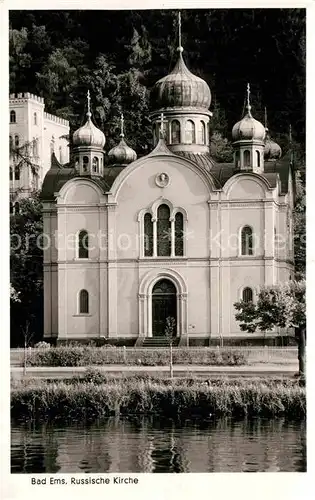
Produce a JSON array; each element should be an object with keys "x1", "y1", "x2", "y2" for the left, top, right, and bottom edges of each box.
[{"x1": 11, "y1": 363, "x2": 298, "y2": 380}]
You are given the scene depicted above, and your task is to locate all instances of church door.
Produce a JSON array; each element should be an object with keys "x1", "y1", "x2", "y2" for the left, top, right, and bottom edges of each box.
[{"x1": 152, "y1": 279, "x2": 177, "y2": 337}]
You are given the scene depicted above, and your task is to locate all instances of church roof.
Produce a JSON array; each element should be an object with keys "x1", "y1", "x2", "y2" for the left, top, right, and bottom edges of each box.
[
  {"x1": 40, "y1": 156, "x2": 124, "y2": 201},
  {"x1": 175, "y1": 151, "x2": 216, "y2": 172}
]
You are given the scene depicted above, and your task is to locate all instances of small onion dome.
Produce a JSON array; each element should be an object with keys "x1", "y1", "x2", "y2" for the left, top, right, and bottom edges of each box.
[
  {"x1": 232, "y1": 113, "x2": 266, "y2": 142},
  {"x1": 108, "y1": 137, "x2": 137, "y2": 166},
  {"x1": 73, "y1": 112, "x2": 105, "y2": 148},
  {"x1": 264, "y1": 135, "x2": 282, "y2": 160},
  {"x1": 153, "y1": 47, "x2": 211, "y2": 110}
]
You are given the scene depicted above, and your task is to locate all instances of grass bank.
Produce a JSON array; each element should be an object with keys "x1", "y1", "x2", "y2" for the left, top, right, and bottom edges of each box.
[
  {"x1": 11, "y1": 374, "x2": 305, "y2": 420},
  {"x1": 26, "y1": 346, "x2": 248, "y2": 367}
]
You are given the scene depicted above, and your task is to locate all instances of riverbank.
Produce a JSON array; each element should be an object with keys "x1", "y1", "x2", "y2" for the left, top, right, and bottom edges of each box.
[{"x1": 11, "y1": 375, "x2": 305, "y2": 420}]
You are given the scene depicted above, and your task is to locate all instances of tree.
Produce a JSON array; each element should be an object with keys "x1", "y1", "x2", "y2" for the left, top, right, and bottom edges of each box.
[
  {"x1": 234, "y1": 281, "x2": 306, "y2": 380},
  {"x1": 293, "y1": 171, "x2": 306, "y2": 279},
  {"x1": 165, "y1": 316, "x2": 176, "y2": 379},
  {"x1": 10, "y1": 192, "x2": 43, "y2": 347}
]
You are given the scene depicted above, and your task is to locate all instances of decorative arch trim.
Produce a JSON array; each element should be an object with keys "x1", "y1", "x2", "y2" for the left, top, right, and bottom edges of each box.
[
  {"x1": 138, "y1": 268, "x2": 188, "y2": 338},
  {"x1": 57, "y1": 177, "x2": 105, "y2": 204},
  {"x1": 223, "y1": 172, "x2": 273, "y2": 197}
]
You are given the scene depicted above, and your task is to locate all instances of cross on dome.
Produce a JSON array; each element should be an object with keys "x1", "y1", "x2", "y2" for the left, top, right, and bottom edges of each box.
[
  {"x1": 87, "y1": 90, "x2": 92, "y2": 118},
  {"x1": 178, "y1": 11, "x2": 183, "y2": 52},
  {"x1": 120, "y1": 113, "x2": 125, "y2": 138},
  {"x1": 246, "y1": 83, "x2": 252, "y2": 117}
]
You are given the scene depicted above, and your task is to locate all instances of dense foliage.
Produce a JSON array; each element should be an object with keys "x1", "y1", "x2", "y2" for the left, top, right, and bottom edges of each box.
[
  {"x1": 9, "y1": 9, "x2": 305, "y2": 154},
  {"x1": 11, "y1": 378, "x2": 306, "y2": 420},
  {"x1": 10, "y1": 193, "x2": 43, "y2": 346}
]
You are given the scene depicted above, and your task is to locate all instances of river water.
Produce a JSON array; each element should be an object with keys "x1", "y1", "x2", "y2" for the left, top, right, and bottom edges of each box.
[{"x1": 11, "y1": 417, "x2": 306, "y2": 473}]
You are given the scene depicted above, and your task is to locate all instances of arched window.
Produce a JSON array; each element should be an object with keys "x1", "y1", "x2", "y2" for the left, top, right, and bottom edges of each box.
[
  {"x1": 144, "y1": 213, "x2": 153, "y2": 257},
  {"x1": 9, "y1": 167, "x2": 13, "y2": 181},
  {"x1": 78, "y1": 230, "x2": 89, "y2": 259},
  {"x1": 171, "y1": 120, "x2": 180, "y2": 144},
  {"x1": 10, "y1": 110, "x2": 16, "y2": 123},
  {"x1": 241, "y1": 226, "x2": 253, "y2": 256},
  {"x1": 92, "y1": 157, "x2": 99, "y2": 174},
  {"x1": 15, "y1": 135, "x2": 19, "y2": 148},
  {"x1": 14, "y1": 166, "x2": 20, "y2": 181},
  {"x1": 9, "y1": 135, "x2": 13, "y2": 151},
  {"x1": 243, "y1": 150, "x2": 250, "y2": 167},
  {"x1": 242, "y1": 287, "x2": 253, "y2": 303},
  {"x1": 235, "y1": 150, "x2": 240, "y2": 168},
  {"x1": 10, "y1": 202, "x2": 13, "y2": 214},
  {"x1": 185, "y1": 120, "x2": 195, "y2": 144},
  {"x1": 198, "y1": 121, "x2": 206, "y2": 144},
  {"x1": 33, "y1": 138, "x2": 38, "y2": 156},
  {"x1": 175, "y1": 212, "x2": 184, "y2": 256},
  {"x1": 157, "y1": 204, "x2": 171, "y2": 256},
  {"x1": 256, "y1": 150, "x2": 260, "y2": 167},
  {"x1": 83, "y1": 156, "x2": 89, "y2": 173},
  {"x1": 79, "y1": 289, "x2": 89, "y2": 314},
  {"x1": 14, "y1": 202, "x2": 20, "y2": 214},
  {"x1": 34, "y1": 112, "x2": 37, "y2": 125},
  {"x1": 75, "y1": 157, "x2": 79, "y2": 170}
]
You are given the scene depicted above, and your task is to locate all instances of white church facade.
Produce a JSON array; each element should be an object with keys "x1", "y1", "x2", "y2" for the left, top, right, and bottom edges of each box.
[{"x1": 41, "y1": 40, "x2": 294, "y2": 345}]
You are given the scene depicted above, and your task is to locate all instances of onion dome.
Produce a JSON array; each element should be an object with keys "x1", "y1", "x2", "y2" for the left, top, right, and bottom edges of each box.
[
  {"x1": 264, "y1": 133, "x2": 282, "y2": 160},
  {"x1": 73, "y1": 91, "x2": 105, "y2": 148},
  {"x1": 153, "y1": 46, "x2": 211, "y2": 110},
  {"x1": 232, "y1": 83, "x2": 265, "y2": 142},
  {"x1": 108, "y1": 114, "x2": 137, "y2": 166}
]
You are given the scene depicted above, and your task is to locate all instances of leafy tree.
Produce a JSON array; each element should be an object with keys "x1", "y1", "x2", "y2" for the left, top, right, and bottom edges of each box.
[
  {"x1": 293, "y1": 171, "x2": 306, "y2": 279},
  {"x1": 10, "y1": 192, "x2": 43, "y2": 347},
  {"x1": 234, "y1": 281, "x2": 306, "y2": 379}
]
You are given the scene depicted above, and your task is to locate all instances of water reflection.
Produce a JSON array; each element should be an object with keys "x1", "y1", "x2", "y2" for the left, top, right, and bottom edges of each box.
[{"x1": 11, "y1": 417, "x2": 306, "y2": 473}]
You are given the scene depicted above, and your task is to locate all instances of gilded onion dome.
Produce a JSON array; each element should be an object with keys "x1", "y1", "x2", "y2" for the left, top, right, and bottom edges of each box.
[
  {"x1": 232, "y1": 84, "x2": 265, "y2": 142},
  {"x1": 73, "y1": 94, "x2": 105, "y2": 149},
  {"x1": 108, "y1": 114, "x2": 137, "y2": 166},
  {"x1": 153, "y1": 46, "x2": 211, "y2": 110}
]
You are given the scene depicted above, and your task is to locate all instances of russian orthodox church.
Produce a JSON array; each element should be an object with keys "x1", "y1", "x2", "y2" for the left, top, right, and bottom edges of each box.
[{"x1": 41, "y1": 26, "x2": 295, "y2": 345}]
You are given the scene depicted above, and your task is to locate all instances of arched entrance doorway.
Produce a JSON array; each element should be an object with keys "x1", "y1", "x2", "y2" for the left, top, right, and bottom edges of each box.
[{"x1": 152, "y1": 279, "x2": 177, "y2": 337}]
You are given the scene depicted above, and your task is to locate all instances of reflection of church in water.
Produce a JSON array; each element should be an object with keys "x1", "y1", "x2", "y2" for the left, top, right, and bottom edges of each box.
[{"x1": 41, "y1": 16, "x2": 294, "y2": 344}]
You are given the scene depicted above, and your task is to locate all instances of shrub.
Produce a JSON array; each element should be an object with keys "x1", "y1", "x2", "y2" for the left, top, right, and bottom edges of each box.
[
  {"x1": 34, "y1": 341, "x2": 51, "y2": 349},
  {"x1": 11, "y1": 379, "x2": 306, "y2": 421},
  {"x1": 26, "y1": 346, "x2": 248, "y2": 367}
]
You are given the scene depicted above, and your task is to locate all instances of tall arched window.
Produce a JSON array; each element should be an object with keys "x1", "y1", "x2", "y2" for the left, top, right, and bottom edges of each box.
[
  {"x1": 175, "y1": 212, "x2": 184, "y2": 256},
  {"x1": 83, "y1": 156, "x2": 89, "y2": 173},
  {"x1": 242, "y1": 287, "x2": 253, "y2": 303},
  {"x1": 235, "y1": 150, "x2": 240, "y2": 168},
  {"x1": 185, "y1": 120, "x2": 195, "y2": 144},
  {"x1": 33, "y1": 138, "x2": 38, "y2": 156},
  {"x1": 78, "y1": 230, "x2": 89, "y2": 259},
  {"x1": 34, "y1": 112, "x2": 37, "y2": 125},
  {"x1": 256, "y1": 150, "x2": 260, "y2": 167},
  {"x1": 10, "y1": 110, "x2": 16, "y2": 123},
  {"x1": 171, "y1": 120, "x2": 180, "y2": 144},
  {"x1": 79, "y1": 289, "x2": 89, "y2": 314},
  {"x1": 9, "y1": 167, "x2": 13, "y2": 181},
  {"x1": 144, "y1": 213, "x2": 153, "y2": 257},
  {"x1": 14, "y1": 166, "x2": 20, "y2": 181},
  {"x1": 243, "y1": 150, "x2": 250, "y2": 167},
  {"x1": 241, "y1": 226, "x2": 253, "y2": 255},
  {"x1": 14, "y1": 202, "x2": 20, "y2": 214},
  {"x1": 9, "y1": 135, "x2": 13, "y2": 152},
  {"x1": 10, "y1": 202, "x2": 13, "y2": 214},
  {"x1": 198, "y1": 121, "x2": 206, "y2": 144},
  {"x1": 157, "y1": 204, "x2": 171, "y2": 256},
  {"x1": 92, "y1": 157, "x2": 99, "y2": 174},
  {"x1": 15, "y1": 135, "x2": 19, "y2": 148}
]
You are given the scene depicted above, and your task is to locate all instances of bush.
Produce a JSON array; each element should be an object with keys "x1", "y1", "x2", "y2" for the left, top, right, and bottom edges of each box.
[
  {"x1": 26, "y1": 346, "x2": 248, "y2": 367},
  {"x1": 11, "y1": 378, "x2": 306, "y2": 421},
  {"x1": 34, "y1": 341, "x2": 50, "y2": 349}
]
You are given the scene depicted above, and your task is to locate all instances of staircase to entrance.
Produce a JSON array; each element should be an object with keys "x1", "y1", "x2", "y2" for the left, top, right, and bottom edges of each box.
[{"x1": 142, "y1": 337, "x2": 180, "y2": 348}]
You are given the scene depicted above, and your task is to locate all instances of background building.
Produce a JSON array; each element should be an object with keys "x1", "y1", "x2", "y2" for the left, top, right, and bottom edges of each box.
[{"x1": 9, "y1": 92, "x2": 69, "y2": 212}]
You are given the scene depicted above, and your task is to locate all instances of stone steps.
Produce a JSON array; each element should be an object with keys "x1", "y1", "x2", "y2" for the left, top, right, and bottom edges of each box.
[{"x1": 142, "y1": 337, "x2": 179, "y2": 348}]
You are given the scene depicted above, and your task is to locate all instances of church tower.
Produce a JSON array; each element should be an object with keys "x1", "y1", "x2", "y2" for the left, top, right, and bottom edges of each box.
[
  {"x1": 232, "y1": 83, "x2": 266, "y2": 174},
  {"x1": 72, "y1": 91, "x2": 105, "y2": 177},
  {"x1": 150, "y1": 13, "x2": 212, "y2": 161}
]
